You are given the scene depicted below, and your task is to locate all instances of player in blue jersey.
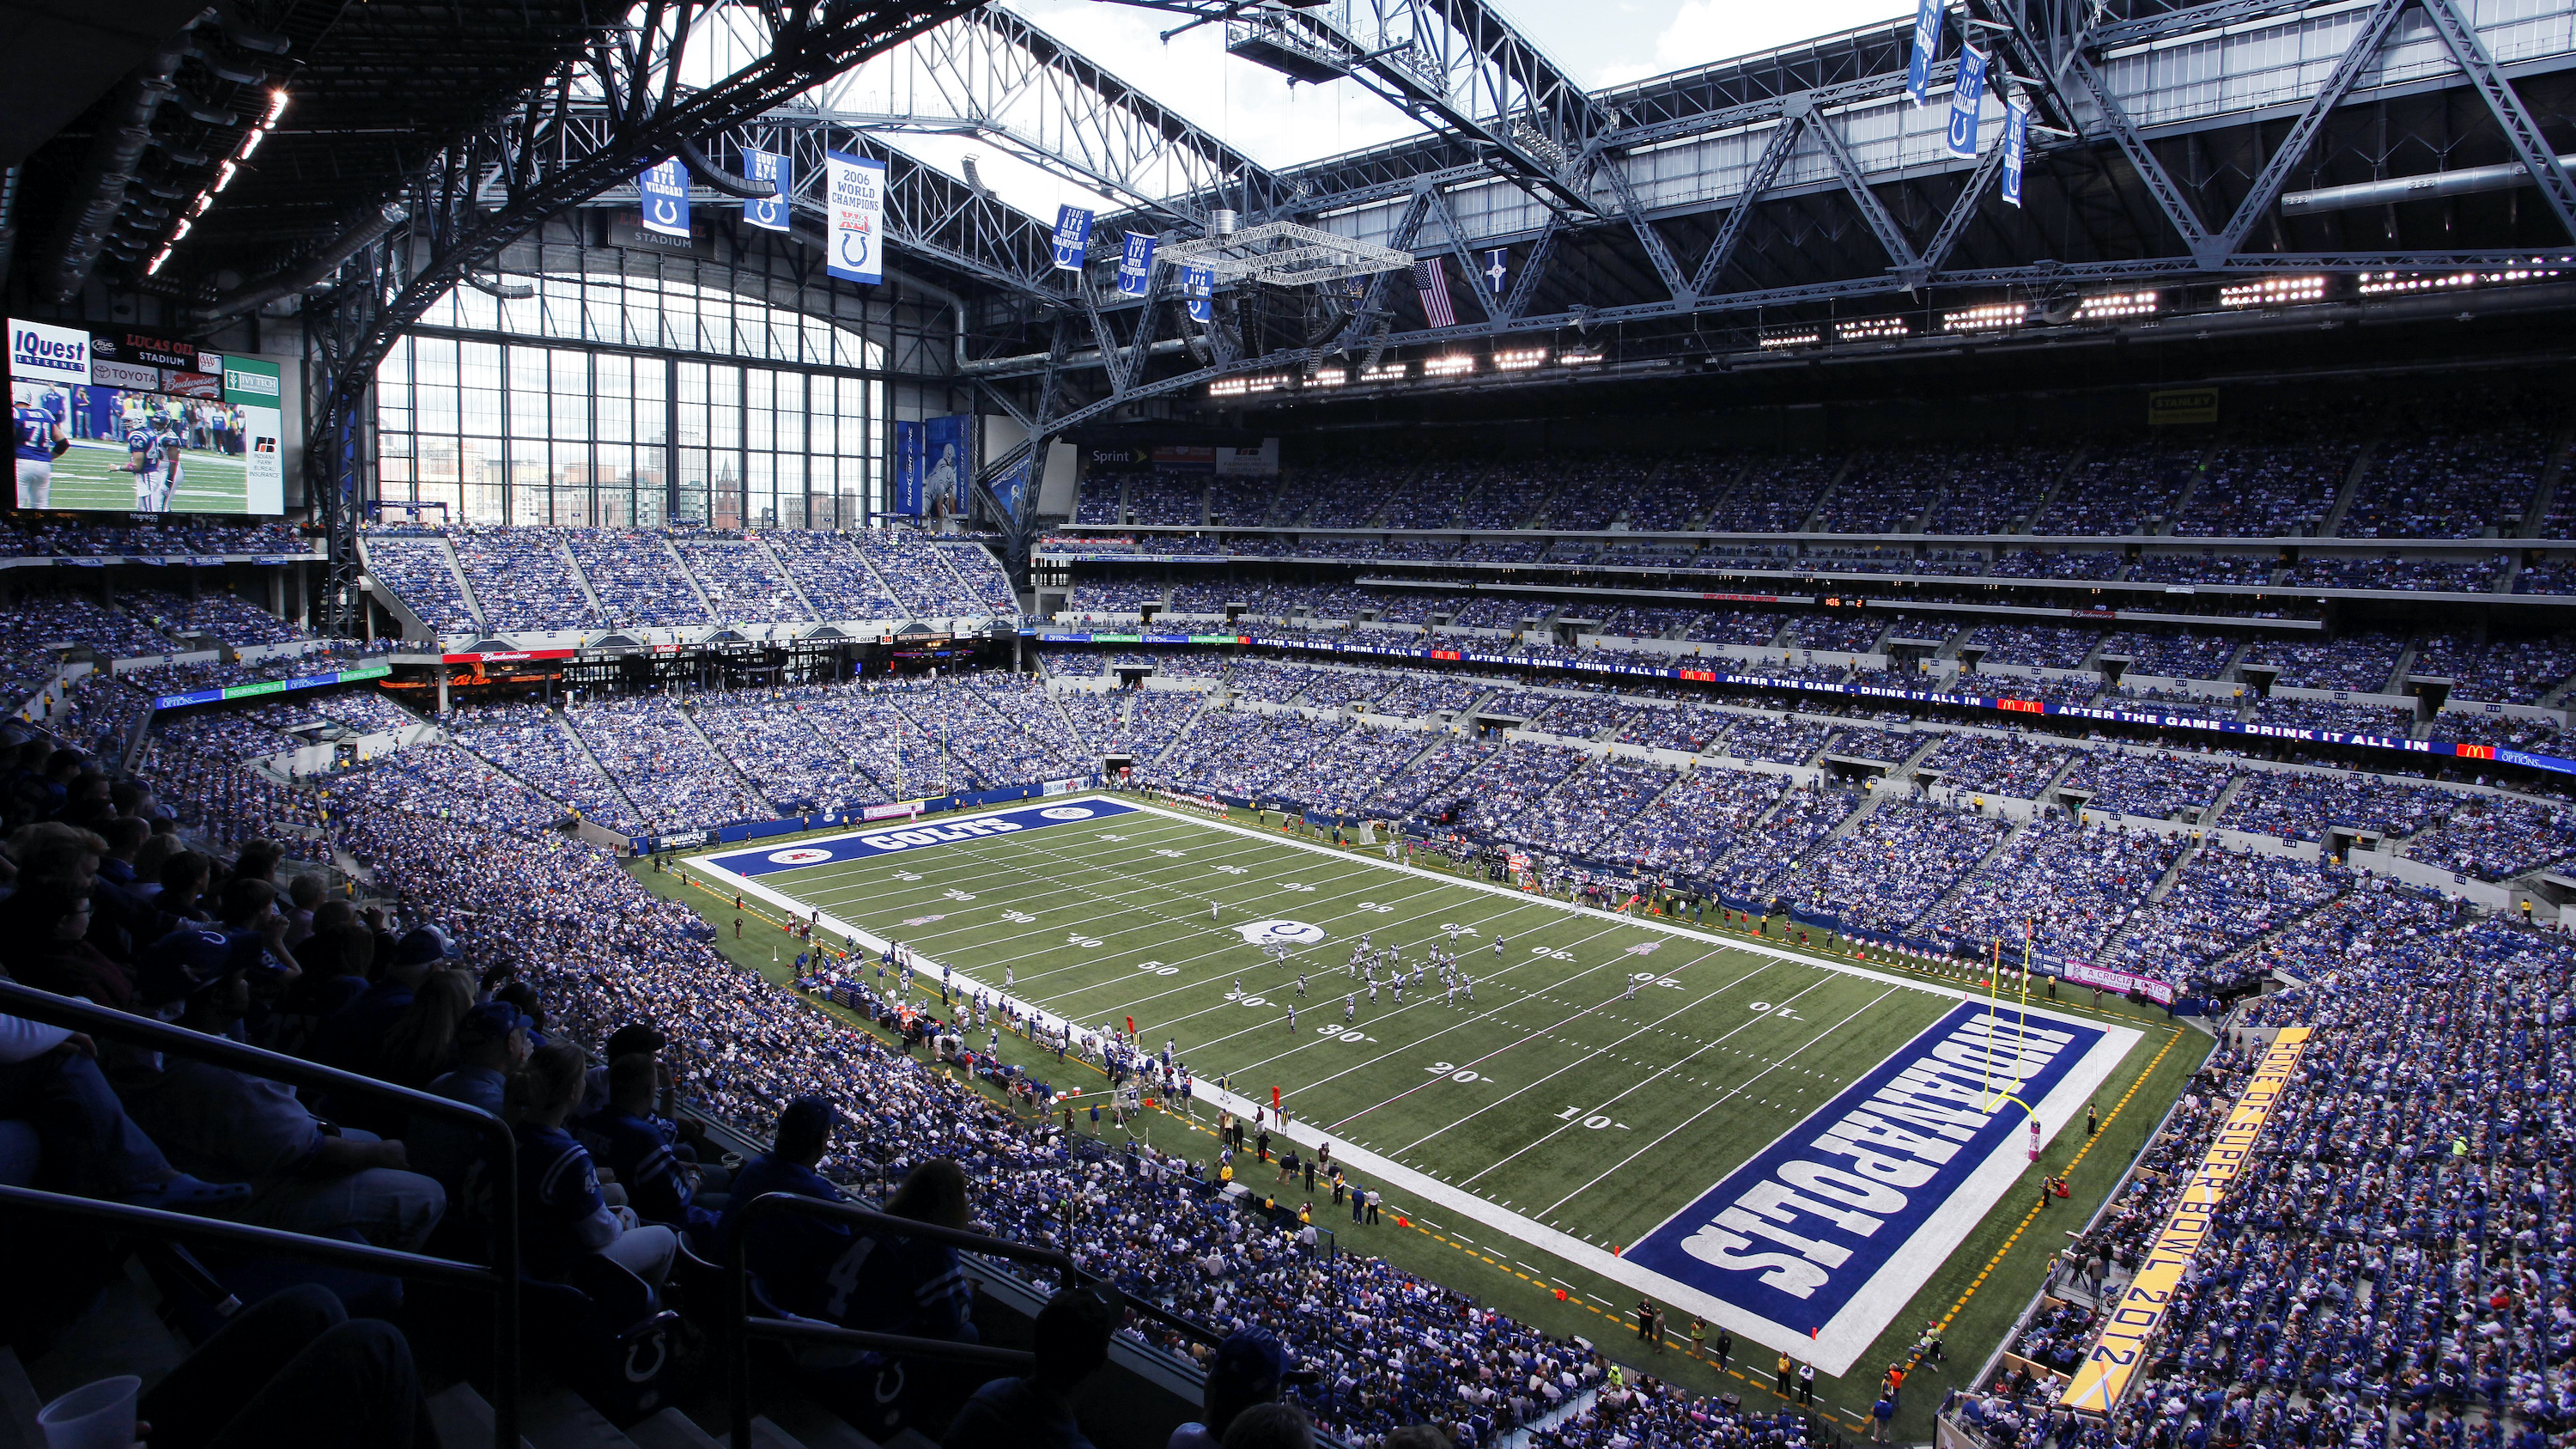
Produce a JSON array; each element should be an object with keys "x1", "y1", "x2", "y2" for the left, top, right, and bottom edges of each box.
[
  {"x1": 125, "y1": 418, "x2": 165, "y2": 510},
  {"x1": 15, "y1": 387, "x2": 67, "y2": 508},
  {"x1": 155, "y1": 417, "x2": 188, "y2": 509}
]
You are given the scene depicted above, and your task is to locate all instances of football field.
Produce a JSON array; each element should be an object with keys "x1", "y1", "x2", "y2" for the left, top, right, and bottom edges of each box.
[
  {"x1": 45, "y1": 437, "x2": 250, "y2": 513},
  {"x1": 684, "y1": 795, "x2": 2147, "y2": 1377}
]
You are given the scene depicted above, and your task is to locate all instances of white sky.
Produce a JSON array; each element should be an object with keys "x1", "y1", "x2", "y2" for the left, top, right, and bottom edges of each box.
[{"x1": 854, "y1": 0, "x2": 1915, "y2": 221}]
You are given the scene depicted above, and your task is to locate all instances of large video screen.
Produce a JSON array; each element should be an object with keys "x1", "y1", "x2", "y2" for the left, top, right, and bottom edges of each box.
[{"x1": 10, "y1": 318, "x2": 284, "y2": 515}]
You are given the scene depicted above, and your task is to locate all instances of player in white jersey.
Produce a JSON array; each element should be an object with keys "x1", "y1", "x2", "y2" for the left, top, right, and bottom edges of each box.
[{"x1": 1343, "y1": 995, "x2": 1355, "y2": 1022}]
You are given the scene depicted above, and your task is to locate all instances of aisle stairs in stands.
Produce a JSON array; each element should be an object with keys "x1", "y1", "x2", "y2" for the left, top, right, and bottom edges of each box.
[
  {"x1": 557, "y1": 537, "x2": 611, "y2": 622},
  {"x1": 2317, "y1": 432, "x2": 2384, "y2": 537},
  {"x1": 2199, "y1": 771, "x2": 2251, "y2": 830},
  {"x1": 434, "y1": 533, "x2": 491, "y2": 633},
  {"x1": 1795, "y1": 451, "x2": 1859, "y2": 532},
  {"x1": 2014, "y1": 447, "x2": 2092, "y2": 533},
  {"x1": 657, "y1": 536, "x2": 721, "y2": 619},
  {"x1": 2094, "y1": 835, "x2": 2207, "y2": 962},
  {"x1": 2513, "y1": 423, "x2": 2575, "y2": 536},
  {"x1": 750, "y1": 535, "x2": 828, "y2": 621},
  {"x1": 1684, "y1": 455, "x2": 1759, "y2": 530},
  {"x1": 1918, "y1": 816, "x2": 2031, "y2": 922},
  {"x1": 674, "y1": 702, "x2": 781, "y2": 818},
  {"x1": 554, "y1": 707, "x2": 649, "y2": 827}
]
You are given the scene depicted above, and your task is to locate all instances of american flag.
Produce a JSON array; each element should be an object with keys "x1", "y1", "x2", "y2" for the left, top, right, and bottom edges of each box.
[{"x1": 1413, "y1": 257, "x2": 1456, "y2": 328}]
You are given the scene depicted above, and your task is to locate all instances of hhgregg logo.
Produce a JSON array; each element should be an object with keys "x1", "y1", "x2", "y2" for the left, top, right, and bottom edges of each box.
[
  {"x1": 1235, "y1": 920, "x2": 1325, "y2": 947},
  {"x1": 1038, "y1": 806, "x2": 1095, "y2": 819},
  {"x1": 767, "y1": 847, "x2": 835, "y2": 865}
]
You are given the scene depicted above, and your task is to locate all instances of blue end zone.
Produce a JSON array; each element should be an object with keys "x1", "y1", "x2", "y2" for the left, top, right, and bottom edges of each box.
[
  {"x1": 704, "y1": 797, "x2": 1141, "y2": 878},
  {"x1": 1625, "y1": 1001, "x2": 2110, "y2": 1338}
]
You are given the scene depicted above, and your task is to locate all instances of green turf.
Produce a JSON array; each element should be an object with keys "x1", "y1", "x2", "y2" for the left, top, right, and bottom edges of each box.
[
  {"x1": 44, "y1": 438, "x2": 248, "y2": 513},
  {"x1": 639, "y1": 801, "x2": 2203, "y2": 1436}
]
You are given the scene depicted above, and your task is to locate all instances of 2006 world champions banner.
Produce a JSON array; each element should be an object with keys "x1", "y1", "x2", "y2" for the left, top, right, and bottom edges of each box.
[{"x1": 824, "y1": 149, "x2": 884, "y2": 285}]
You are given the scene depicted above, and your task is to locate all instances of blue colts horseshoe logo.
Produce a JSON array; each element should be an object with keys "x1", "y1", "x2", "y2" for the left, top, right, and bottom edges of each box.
[{"x1": 840, "y1": 231, "x2": 871, "y2": 269}]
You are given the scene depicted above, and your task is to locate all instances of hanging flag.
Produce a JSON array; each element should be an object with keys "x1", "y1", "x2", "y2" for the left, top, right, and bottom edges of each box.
[
  {"x1": 1051, "y1": 204, "x2": 1095, "y2": 271},
  {"x1": 1482, "y1": 247, "x2": 1509, "y2": 296},
  {"x1": 1184, "y1": 265, "x2": 1213, "y2": 324},
  {"x1": 823, "y1": 149, "x2": 884, "y2": 285},
  {"x1": 1947, "y1": 46, "x2": 1990, "y2": 160},
  {"x1": 1413, "y1": 256, "x2": 1456, "y2": 328},
  {"x1": 2002, "y1": 97, "x2": 2029, "y2": 208},
  {"x1": 1115, "y1": 231, "x2": 1157, "y2": 297},
  {"x1": 639, "y1": 158, "x2": 690, "y2": 238},
  {"x1": 743, "y1": 148, "x2": 792, "y2": 233},
  {"x1": 1906, "y1": 0, "x2": 1943, "y2": 108}
]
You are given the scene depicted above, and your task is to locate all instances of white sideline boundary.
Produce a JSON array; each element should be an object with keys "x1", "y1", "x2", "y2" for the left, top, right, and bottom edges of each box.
[{"x1": 682, "y1": 795, "x2": 2147, "y2": 1377}]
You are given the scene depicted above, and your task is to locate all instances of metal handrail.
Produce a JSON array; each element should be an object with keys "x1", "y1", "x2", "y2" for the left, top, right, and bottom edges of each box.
[
  {"x1": 0, "y1": 1184, "x2": 504, "y2": 1289},
  {"x1": 726, "y1": 1190, "x2": 1103, "y2": 1448},
  {"x1": 0, "y1": 979, "x2": 521, "y2": 1449}
]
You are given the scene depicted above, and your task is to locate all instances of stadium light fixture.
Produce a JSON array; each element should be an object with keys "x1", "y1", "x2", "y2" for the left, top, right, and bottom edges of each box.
[
  {"x1": 1493, "y1": 347, "x2": 1546, "y2": 371},
  {"x1": 1833, "y1": 317, "x2": 1911, "y2": 342},
  {"x1": 2356, "y1": 266, "x2": 2565, "y2": 296},
  {"x1": 1206, "y1": 373, "x2": 1290, "y2": 399},
  {"x1": 1308, "y1": 368, "x2": 1348, "y2": 387},
  {"x1": 2074, "y1": 290, "x2": 2158, "y2": 320},
  {"x1": 1421, "y1": 354, "x2": 1476, "y2": 378},
  {"x1": 1558, "y1": 349, "x2": 1605, "y2": 366},
  {"x1": 1360, "y1": 361, "x2": 1409, "y2": 382},
  {"x1": 1943, "y1": 301, "x2": 2031, "y2": 332},
  {"x1": 2220, "y1": 276, "x2": 2325, "y2": 307},
  {"x1": 1759, "y1": 326, "x2": 1823, "y2": 349}
]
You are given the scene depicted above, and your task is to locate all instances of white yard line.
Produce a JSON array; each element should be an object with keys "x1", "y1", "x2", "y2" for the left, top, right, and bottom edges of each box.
[{"x1": 686, "y1": 795, "x2": 2147, "y2": 1377}]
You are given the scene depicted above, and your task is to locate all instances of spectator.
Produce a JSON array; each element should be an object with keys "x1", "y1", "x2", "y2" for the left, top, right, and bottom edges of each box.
[
  {"x1": 941, "y1": 1285, "x2": 1118, "y2": 1449},
  {"x1": 513, "y1": 1039, "x2": 677, "y2": 1287}
]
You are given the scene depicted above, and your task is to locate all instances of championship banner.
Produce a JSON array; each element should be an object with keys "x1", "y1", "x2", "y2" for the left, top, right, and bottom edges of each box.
[
  {"x1": 639, "y1": 158, "x2": 691, "y2": 238},
  {"x1": 1947, "y1": 46, "x2": 1990, "y2": 159},
  {"x1": 2002, "y1": 98, "x2": 2029, "y2": 208},
  {"x1": 1115, "y1": 231, "x2": 1157, "y2": 297},
  {"x1": 1051, "y1": 204, "x2": 1095, "y2": 271},
  {"x1": 1184, "y1": 265, "x2": 1213, "y2": 324},
  {"x1": 1905, "y1": 0, "x2": 1943, "y2": 109},
  {"x1": 824, "y1": 150, "x2": 884, "y2": 284},
  {"x1": 2063, "y1": 1028, "x2": 2313, "y2": 1415},
  {"x1": 743, "y1": 148, "x2": 793, "y2": 233}
]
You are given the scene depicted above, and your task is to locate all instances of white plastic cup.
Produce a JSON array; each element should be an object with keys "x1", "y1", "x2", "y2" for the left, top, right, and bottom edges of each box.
[{"x1": 35, "y1": 1374, "x2": 139, "y2": 1449}]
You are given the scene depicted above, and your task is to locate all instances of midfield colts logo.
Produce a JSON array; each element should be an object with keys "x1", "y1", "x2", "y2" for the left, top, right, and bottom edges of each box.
[{"x1": 1235, "y1": 920, "x2": 1326, "y2": 947}]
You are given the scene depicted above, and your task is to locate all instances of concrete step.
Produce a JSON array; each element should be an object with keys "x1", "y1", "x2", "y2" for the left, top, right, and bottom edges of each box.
[
  {"x1": 758, "y1": 1395, "x2": 885, "y2": 1449},
  {"x1": 625, "y1": 1406, "x2": 728, "y2": 1449},
  {"x1": 522, "y1": 1385, "x2": 641, "y2": 1449},
  {"x1": 426, "y1": 1380, "x2": 534, "y2": 1449}
]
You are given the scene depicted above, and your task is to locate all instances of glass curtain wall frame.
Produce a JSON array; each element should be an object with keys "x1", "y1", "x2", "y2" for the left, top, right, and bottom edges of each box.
[{"x1": 372, "y1": 268, "x2": 890, "y2": 530}]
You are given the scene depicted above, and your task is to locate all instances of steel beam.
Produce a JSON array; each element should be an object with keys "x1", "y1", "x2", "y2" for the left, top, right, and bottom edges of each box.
[
  {"x1": 2213, "y1": 0, "x2": 2412, "y2": 256},
  {"x1": 1808, "y1": 109, "x2": 1922, "y2": 277},
  {"x1": 1691, "y1": 109, "x2": 1807, "y2": 298},
  {"x1": 1596, "y1": 151, "x2": 1691, "y2": 301},
  {"x1": 2416, "y1": 0, "x2": 2576, "y2": 242},
  {"x1": 2064, "y1": 48, "x2": 2218, "y2": 259}
]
